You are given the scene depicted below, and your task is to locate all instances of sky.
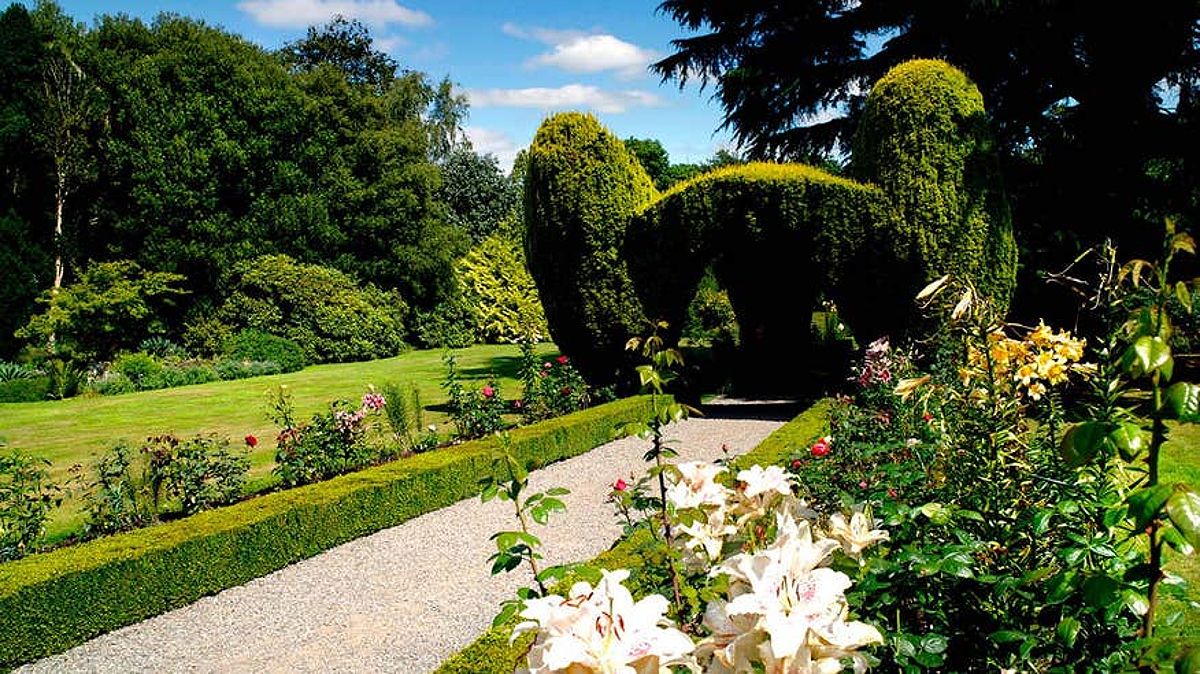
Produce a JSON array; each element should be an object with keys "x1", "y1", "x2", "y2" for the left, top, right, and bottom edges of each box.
[{"x1": 39, "y1": 0, "x2": 737, "y2": 171}]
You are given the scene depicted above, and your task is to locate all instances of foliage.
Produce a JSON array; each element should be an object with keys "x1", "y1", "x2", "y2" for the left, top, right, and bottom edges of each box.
[
  {"x1": 216, "y1": 255, "x2": 406, "y2": 364},
  {"x1": 0, "y1": 361, "x2": 36, "y2": 382},
  {"x1": 439, "y1": 147, "x2": 519, "y2": 242},
  {"x1": 850, "y1": 60, "x2": 1017, "y2": 335},
  {"x1": 157, "y1": 434, "x2": 248, "y2": 516},
  {"x1": 651, "y1": 0, "x2": 1198, "y2": 275},
  {"x1": 409, "y1": 293, "x2": 477, "y2": 349},
  {"x1": 15, "y1": 260, "x2": 187, "y2": 362},
  {"x1": 455, "y1": 234, "x2": 548, "y2": 344},
  {"x1": 623, "y1": 137, "x2": 671, "y2": 190},
  {"x1": 517, "y1": 342, "x2": 589, "y2": 422},
  {"x1": 0, "y1": 449, "x2": 61, "y2": 561},
  {"x1": 0, "y1": 377, "x2": 49, "y2": 403},
  {"x1": 271, "y1": 389, "x2": 386, "y2": 488},
  {"x1": 524, "y1": 112, "x2": 654, "y2": 388},
  {"x1": 441, "y1": 350, "x2": 505, "y2": 440},
  {"x1": 279, "y1": 16, "x2": 397, "y2": 91},
  {"x1": 0, "y1": 395, "x2": 659, "y2": 670},
  {"x1": 224, "y1": 329, "x2": 306, "y2": 373},
  {"x1": 82, "y1": 441, "x2": 161, "y2": 536},
  {"x1": 681, "y1": 268, "x2": 738, "y2": 346}
]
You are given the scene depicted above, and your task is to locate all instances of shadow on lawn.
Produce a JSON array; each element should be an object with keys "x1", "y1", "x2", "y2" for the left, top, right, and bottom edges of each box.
[{"x1": 458, "y1": 355, "x2": 528, "y2": 382}]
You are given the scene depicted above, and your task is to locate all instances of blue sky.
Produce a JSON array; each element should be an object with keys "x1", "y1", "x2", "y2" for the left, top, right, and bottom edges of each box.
[{"x1": 42, "y1": 0, "x2": 736, "y2": 170}]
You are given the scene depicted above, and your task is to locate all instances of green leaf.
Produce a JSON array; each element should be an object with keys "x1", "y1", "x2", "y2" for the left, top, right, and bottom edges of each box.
[
  {"x1": 1033, "y1": 510, "x2": 1054, "y2": 535},
  {"x1": 1056, "y1": 616, "x2": 1081, "y2": 648},
  {"x1": 919, "y1": 502, "x2": 952, "y2": 525},
  {"x1": 1176, "y1": 281, "x2": 1194, "y2": 313},
  {"x1": 492, "y1": 601, "x2": 519, "y2": 627},
  {"x1": 1060, "y1": 422, "x2": 1114, "y2": 467},
  {"x1": 990, "y1": 630, "x2": 1026, "y2": 644},
  {"x1": 1166, "y1": 382, "x2": 1200, "y2": 420},
  {"x1": 920, "y1": 634, "x2": 948, "y2": 654},
  {"x1": 1121, "y1": 335, "x2": 1173, "y2": 380},
  {"x1": 1166, "y1": 488, "x2": 1200, "y2": 549},
  {"x1": 1175, "y1": 646, "x2": 1200, "y2": 674},
  {"x1": 1127, "y1": 485, "x2": 1173, "y2": 530},
  {"x1": 1108, "y1": 422, "x2": 1148, "y2": 460},
  {"x1": 1082, "y1": 574, "x2": 1121, "y2": 609},
  {"x1": 545, "y1": 487, "x2": 570, "y2": 496},
  {"x1": 1163, "y1": 526, "x2": 1196, "y2": 555}
]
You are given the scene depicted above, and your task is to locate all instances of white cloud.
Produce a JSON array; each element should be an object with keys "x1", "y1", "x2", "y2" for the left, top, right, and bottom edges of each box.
[
  {"x1": 238, "y1": 0, "x2": 432, "y2": 29},
  {"x1": 503, "y1": 23, "x2": 656, "y2": 78},
  {"x1": 467, "y1": 84, "x2": 665, "y2": 114},
  {"x1": 464, "y1": 126, "x2": 520, "y2": 172},
  {"x1": 373, "y1": 34, "x2": 406, "y2": 53}
]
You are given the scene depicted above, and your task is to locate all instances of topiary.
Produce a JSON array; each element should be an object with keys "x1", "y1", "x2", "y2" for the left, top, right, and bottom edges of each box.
[
  {"x1": 847, "y1": 58, "x2": 1017, "y2": 340},
  {"x1": 224, "y1": 329, "x2": 306, "y2": 373},
  {"x1": 524, "y1": 112, "x2": 656, "y2": 388}
]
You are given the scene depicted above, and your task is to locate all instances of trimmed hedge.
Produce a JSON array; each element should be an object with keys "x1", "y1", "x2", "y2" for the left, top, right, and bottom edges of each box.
[
  {"x1": 524, "y1": 112, "x2": 656, "y2": 388},
  {"x1": 434, "y1": 399, "x2": 831, "y2": 673},
  {"x1": 627, "y1": 163, "x2": 890, "y2": 382},
  {"x1": 0, "y1": 377, "x2": 50, "y2": 403},
  {"x1": 849, "y1": 59, "x2": 1017, "y2": 337},
  {"x1": 0, "y1": 396, "x2": 659, "y2": 669}
]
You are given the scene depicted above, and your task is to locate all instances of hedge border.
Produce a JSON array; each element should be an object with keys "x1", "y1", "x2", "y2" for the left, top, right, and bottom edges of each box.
[
  {"x1": 0, "y1": 395, "x2": 659, "y2": 669},
  {"x1": 433, "y1": 398, "x2": 831, "y2": 674}
]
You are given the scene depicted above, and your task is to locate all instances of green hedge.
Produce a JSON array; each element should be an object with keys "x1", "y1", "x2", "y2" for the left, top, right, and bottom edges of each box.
[
  {"x1": 0, "y1": 396, "x2": 659, "y2": 669},
  {"x1": 0, "y1": 377, "x2": 50, "y2": 403},
  {"x1": 434, "y1": 398, "x2": 831, "y2": 673},
  {"x1": 524, "y1": 112, "x2": 656, "y2": 388}
]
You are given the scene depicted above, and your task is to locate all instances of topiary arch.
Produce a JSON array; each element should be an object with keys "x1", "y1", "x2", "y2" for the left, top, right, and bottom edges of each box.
[{"x1": 524, "y1": 60, "x2": 1016, "y2": 389}]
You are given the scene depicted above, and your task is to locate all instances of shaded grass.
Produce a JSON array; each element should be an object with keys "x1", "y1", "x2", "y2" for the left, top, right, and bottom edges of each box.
[
  {"x1": 0, "y1": 343, "x2": 555, "y2": 540},
  {"x1": 1160, "y1": 421, "x2": 1200, "y2": 640}
]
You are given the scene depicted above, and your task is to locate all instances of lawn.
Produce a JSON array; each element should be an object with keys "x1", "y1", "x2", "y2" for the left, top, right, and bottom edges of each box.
[
  {"x1": 0, "y1": 343, "x2": 556, "y2": 540},
  {"x1": 1162, "y1": 421, "x2": 1200, "y2": 640}
]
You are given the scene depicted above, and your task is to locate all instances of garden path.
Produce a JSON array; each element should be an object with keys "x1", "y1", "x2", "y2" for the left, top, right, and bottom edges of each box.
[{"x1": 18, "y1": 402, "x2": 791, "y2": 674}]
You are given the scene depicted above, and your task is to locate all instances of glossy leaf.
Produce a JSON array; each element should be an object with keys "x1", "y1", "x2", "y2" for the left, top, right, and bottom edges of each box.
[
  {"x1": 1166, "y1": 382, "x2": 1200, "y2": 420},
  {"x1": 1127, "y1": 485, "x2": 1173, "y2": 530},
  {"x1": 1166, "y1": 488, "x2": 1200, "y2": 549},
  {"x1": 1057, "y1": 616, "x2": 1081, "y2": 648},
  {"x1": 1060, "y1": 422, "x2": 1114, "y2": 467},
  {"x1": 1121, "y1": 335, "x2": 1173, "y2": 379}
]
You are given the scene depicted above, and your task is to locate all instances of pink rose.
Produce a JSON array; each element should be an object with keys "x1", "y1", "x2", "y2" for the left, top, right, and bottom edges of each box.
[{"x1": 482, "y1": 385, "x2": 495, "y2": 399}]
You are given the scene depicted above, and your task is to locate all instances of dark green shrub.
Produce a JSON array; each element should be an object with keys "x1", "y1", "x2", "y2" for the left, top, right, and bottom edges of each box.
[
  {"x1": 83, "y1": 442, "x2": 161, "y2": 536},
  {"x1": 155, "y1": 362, "x2": 220, "y2": 388},
  {"x1": 111, "y1": 352, "x2": 164, "y2": 390},
  {"x1": 524, "y1": 112, "x2": 655, "y2": 387},
  {"x1": 160, "y1": 435, "x2": 248, "y2": 515},
  {"x1": 681, "y1": 268, "x2": 738, "y2": 346},
  {"x1": 224, "y1": 329, "x2": 306, "y2": 373},
  {"x1": 212, "y1": 358, "x2": 282, "y2": 380},
  {"x1": 381, "y1": 382, "x2": 437, "y2": 454},
  {"x1": 181, "y1": 314, "x2": 235, "y2": 358},
  {"x1": 0, "y1": 377, "x2": 50, "y2": 403},
  {"x1": 217, "y1": 255, "x2": 406, "y2": 363},
  {"x1": 517, "y1": 342, "x2": 589, "y2": 422},
  {"x1": 848, "y1": 59, "x2": 1017, "y2": 338},
  {"x1": 410, "y1": 295, "x2": 477, "y2": 349},
  {"x1": 0, "y1": 450, "x2": 60, "y2": 561}
]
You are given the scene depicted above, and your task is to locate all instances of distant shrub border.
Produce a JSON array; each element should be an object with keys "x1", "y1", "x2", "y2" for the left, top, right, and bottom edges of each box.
[
  {"x1": 433, "y1": 398, "x2": 830, "y2": 674},
  {"x1": 0, "y1": 395, "x2": 659, "y2": 669}
]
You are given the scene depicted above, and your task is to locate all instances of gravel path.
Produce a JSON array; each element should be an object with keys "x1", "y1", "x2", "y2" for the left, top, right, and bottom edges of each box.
[{"x1": 19, "y1": 414, "x2": 785, "y2": 674}]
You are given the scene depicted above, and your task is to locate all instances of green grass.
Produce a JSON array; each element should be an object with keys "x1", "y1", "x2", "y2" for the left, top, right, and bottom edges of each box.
[
  {"x1": 1161, "y1": 421, "x2": 1200, "y2": 640},
  {"x1": 0, "y1": 343, "x2": 555, "y2": 540}
]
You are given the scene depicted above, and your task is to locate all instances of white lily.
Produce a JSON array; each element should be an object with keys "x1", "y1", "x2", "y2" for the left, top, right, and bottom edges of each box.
[
  {"x1": 677, "y1": 508, "x2": 738, "y2": 566},
  {"x1": 666, "y1": 461, "x2": 731, "y2": 511},
  {"x1": 826, "y1": 508, "x2": 890, "y2": 560},
  {"x1": 736, "y1": 464, "x2": 794, "y2": 499}
]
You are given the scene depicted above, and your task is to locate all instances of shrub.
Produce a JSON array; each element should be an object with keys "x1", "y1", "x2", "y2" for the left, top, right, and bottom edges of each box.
[
  {"x1": 216, "y1": 255, "x2": 406, "y2": 363},
  {"x1": 212, "y1": 358, "x2": 282, "y2": 381},
  {"x1": 456, "y1": 234, "x2": 548, "y2": 343},
  {"x1": 83, "y1": 442, "x2": 161, "y2": 536},
  {"x1": 0, "y1": 362, "x2": 36, "y2": 383},
  {"x1": 0, "y1": 450, "x2": 60, "y2": 561},
  {"x1": 159, "y1": 435, "x2": 248, "y2": 515},
  {"x1": 381, "y1": 382, "x2": 438, "y2": 454},
  {"x1": 441, "y1": 351, "x2": 506, "y2": 440},
  {"x1": 137, "y1": 337, "x2": 187, "y2": 359},
  {"x1": 848, "y1": 59, "x2": 1017, "y2": 338},
  {"x1": 14, "y1": 260, "x2": 188, "y2": 362},
  {"x1": 224, "y1": 329, "x2": 306, "y2": 373},
  {"x1": 181, "y1": 314, "x2": 235, "y2": 358},
  {"x1": 272, "y1": 390, "x2": 387, "y2": 488},
  {"x1": 0, "y1": 377, "x2": 50, "y2": 403},
  {"x1": 517, "y1": 342, "x2": 589, "y2": 422},
  {"x1": 524, "y1": 112, "x2": 654, "y2": 388},
  {"x1": 681, "y1": 268, "x2": 738, "y2": 346},
  {"x1": 111, "y1": 352, "x2": 164, "y2": 390},
  {"x1": 410, "y1": 294, "x2": 477, "y2": 349}
]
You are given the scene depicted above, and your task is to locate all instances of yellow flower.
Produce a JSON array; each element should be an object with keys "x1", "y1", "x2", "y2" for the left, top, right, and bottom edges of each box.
[
  {"x1": 1029, "y1": 321, "x2": 1053, "y2": 347},
  {"x1": 894, "y1": 376, "x2": 931, "y2": 401},
  {"x1": 1026, "y1": 381, "x2": 1047, "y2": 400},
  {"x1": 1044, "y1": 361, "x2": 1068, "y2": 385},
  {"x1": 1014, "y1": 363, "x2": 1037, "y2": 386}
]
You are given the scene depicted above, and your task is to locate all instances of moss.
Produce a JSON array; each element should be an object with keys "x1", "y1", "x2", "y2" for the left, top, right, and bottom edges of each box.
[
  {"x1": 435, "y1": 399, "x2": 832, "y2": 672},
  {"x1": 0, "y1": 396, "x2": 659, "y2": 669},
  {"x1": 524, "y1": 113, "x2": 657, "y2": 387},
  {"x1": 848, "y1": 59, "x2": 1017, "y2": 338}
]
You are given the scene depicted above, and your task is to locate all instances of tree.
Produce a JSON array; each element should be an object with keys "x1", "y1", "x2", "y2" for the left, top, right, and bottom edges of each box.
[
  {"x1": 653, "y1": 1, "x2": 1200, "y2": 283},
  {"x1": 623, "y1": 137, "x2": 671, "y2": 190},
  {"x1": 280, "y1": 16, "x2": 397, "y2": 92},
  {"x1": 439, "y1": 147, "x2": 519, "y2": 241}
]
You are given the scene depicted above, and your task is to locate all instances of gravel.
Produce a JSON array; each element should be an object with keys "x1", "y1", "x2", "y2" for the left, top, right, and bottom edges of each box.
[{"x1": 18, "y1": 414, "x2": 784, "y2": 674}]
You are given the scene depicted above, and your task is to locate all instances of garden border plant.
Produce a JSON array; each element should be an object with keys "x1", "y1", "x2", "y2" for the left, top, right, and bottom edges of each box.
[
  {"x1": 0, "y1": 395, "x2": 659, "y2": 669},
  {"x1": 433, "y1": 398, "x2": 830, "y2": 674}
]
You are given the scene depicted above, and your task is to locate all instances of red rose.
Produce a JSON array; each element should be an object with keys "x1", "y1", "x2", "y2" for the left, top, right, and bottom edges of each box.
[
  {"x1": 923, "y1": 412, "x2": 934, "y2": 423},
  {"x1": 614, "y1": 478, "x2": 628, "y2": 491},
  {"x1": 482, "y1": 385, "x2": 495, "y2": 399},
  {"x1": 810, "y1": 439, "x2": 830, "y2": 457},
  {"x1": 556, "y1": 355, "x2": 569, "y2": 365},
  {"x1": 888, "y1": 488, "x2": 899, "y2": 498},
  {"x1": 791, "y1": 459, "x2": 802, "y2": 469},
  {"x1": 244, "y1": 434, "x2": 258, "y2": 447}
]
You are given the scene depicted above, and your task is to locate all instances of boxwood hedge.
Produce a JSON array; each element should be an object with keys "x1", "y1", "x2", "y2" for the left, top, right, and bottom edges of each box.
[
  {"x1": 0, "y1": 395, "x2": 659, "y2": 669},
  {"x1": 433, "y1": 398, "x2": 830, "y2": 674}
]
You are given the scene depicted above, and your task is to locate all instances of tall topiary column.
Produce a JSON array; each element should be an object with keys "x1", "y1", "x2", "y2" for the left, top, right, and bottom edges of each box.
[
  {"x1": 524, "y1": 113, "x2": 657, "y2": 387},
  {"x1": 847, "y1": 59, "x2": 1017, "y2": 340}
]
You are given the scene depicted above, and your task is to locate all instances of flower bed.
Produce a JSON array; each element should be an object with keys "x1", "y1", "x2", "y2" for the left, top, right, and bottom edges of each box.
[
  {"x1": 433, "y1": 399, "x2": 831, "y2": 674},
  {"x1": 0, "y1": 395, "x2": 659, "y2": 669}
]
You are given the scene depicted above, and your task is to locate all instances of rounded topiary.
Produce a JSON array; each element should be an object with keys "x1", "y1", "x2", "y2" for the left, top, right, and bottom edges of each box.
[
  {"x1": 847, "y1": 59, "x2": 1017, "y2": 339},
  {"x1": 224, "y1": 329, "x2": 306, "y2": 373},
  {"x1": 524, "y1": 113, "x2": 657, "y2": 386}
]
